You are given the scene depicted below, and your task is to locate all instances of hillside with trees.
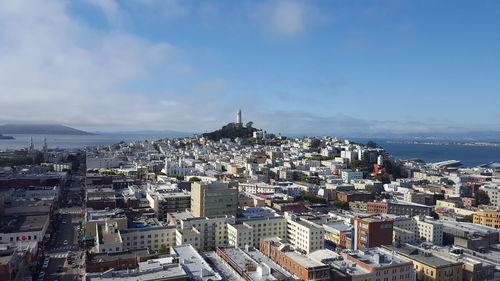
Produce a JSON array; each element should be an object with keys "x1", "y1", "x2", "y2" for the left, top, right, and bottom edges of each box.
[{"x1": 203, "y1": 122, "x2": 258, "y2": 141}]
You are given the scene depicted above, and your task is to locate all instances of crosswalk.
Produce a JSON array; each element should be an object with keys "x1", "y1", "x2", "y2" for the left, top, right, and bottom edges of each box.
[
  {"x1": 51, "y1": 245, "x2": 79, "y2": 251},
  {"x1": 50, "y1": 252, "x2": 68, "y2": 259}
]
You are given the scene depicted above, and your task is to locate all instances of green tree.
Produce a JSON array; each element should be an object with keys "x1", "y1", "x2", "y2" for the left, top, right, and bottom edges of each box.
[
  {"x1": 374, "y1": 174, "x2": 391, "y2": 184},
  {"x1": 475, "y1": 190, "x2": 490, "y2": 205},
  {"x1": 158, "y1": 244, "x2": 169, "y2": 255},
  {"x1": 167, "y1": 174, "x2": 184, "y2": 180},
  {"x1": 463, "y1": 215, "x2": 473, "y2": 223},
  {"x1": 310, "y1": 138, "x2": 321, "y2": 148},
  {"x1": 303, "y1": 194, "x2": 327, "y2": 204},
  {"x1": 366, "y1": 140, "x2": 378, "y2": 148},
  {"x1": 348, "y1": 160, "x2": 374, "y2": 174},
  {"x1": 0, "y1": 156, "x2": 33, "y2": 167},
  {"x1": 332, "y1": 200, "x2": 349, "y2": 209},
  {"x1": 430, "y1": 211, "x2": 439, "y2": 219},
  {"x1": 189, "y1": 176, "x2": 202, "y2": 182}
]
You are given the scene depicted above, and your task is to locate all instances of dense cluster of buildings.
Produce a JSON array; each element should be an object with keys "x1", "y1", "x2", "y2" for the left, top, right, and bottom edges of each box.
[
  {"x1": 0, "y1": 150, "x2": 73, "y2": 281},
  {"x1": 75, "y1": 129, "x2": 500, "y2": 281},
  {"x1": 1, "y1": 123, "x2": 500, "y2": 281}
]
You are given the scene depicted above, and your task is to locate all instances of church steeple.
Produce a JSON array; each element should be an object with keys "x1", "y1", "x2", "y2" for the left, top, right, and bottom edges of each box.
[
  {"x1": 43, "y1": 137, "x2": 48, "y2": 160},
  {"x1": 28, "y1": 136, "x2": 35, "y2": 154}
]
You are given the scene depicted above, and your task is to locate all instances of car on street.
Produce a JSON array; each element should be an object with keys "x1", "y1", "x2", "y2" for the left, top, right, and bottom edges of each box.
[{"x1": 63, "y1": 240, "x2": 68, "y2": 246}]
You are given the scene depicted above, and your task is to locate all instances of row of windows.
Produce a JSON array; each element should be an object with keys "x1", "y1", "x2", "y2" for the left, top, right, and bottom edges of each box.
[{"x1": 0, "y1": 235, "x2": 38, "y2": 241}]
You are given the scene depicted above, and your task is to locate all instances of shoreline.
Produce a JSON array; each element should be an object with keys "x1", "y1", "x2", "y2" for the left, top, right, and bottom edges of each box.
[{"x1": 387, "y1": 141, "x2": 500, "y2": 147}]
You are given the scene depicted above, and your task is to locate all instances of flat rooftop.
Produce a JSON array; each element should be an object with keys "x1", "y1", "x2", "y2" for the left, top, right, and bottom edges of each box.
[
  {"x1": 85, "y1": 263, "x2": 186, "y2": 281},
  {"x1": 323, "y1": 222, "x2": 352, "y2": 232},
  {"x1": 217, "y1": 247, "x2": 280, "y2": 281},
  {"x1": 172, "y1": 244, "x2": 222, "y2": 281},
  {"x1": 284, "y1": 250, "x2": 325, "y2": 268},
  {"x1": 101, "y1": 232, "x2": 121, "y2": 244},
  {"x1": 87, "y1": 249, "x2": 153, "y2": 263},
  {"x1": 383, "y1": 245, "x2": 462, "y2": 269},
  {"x1": 0, "y1": 215, "x2": 48, "y2": 233}
]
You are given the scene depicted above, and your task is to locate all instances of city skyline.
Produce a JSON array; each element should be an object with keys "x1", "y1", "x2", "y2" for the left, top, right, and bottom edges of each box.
[{"x1": 0, "y1": 0, "x2": 499, "y2": 136}]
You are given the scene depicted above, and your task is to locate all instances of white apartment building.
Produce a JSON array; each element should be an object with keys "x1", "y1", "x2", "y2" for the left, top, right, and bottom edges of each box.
[
  {"x1": 285, "y1": 213, "x2": 324, "y2": 254},
  {"x1": 12, "y1": 186, "x2": 60, "y2": 200},
  {"x1": 392, "y1": 216, "x2": 443, "y2": 245},
  {"x1": 341, "y1": 170, "x2": 363, "y2": 183},
  {"x1": 480, "y1": 185, "x2": 500, "y2": 208},
  {"x1": 415, "y1": 217, "x2": 443, "y2": 245},
  {"x1": 239, "y1": 182, "x2": 280, "y2": 194},
  {"x1": 227, "y1": 216, "x2": 287, "y2": 248},
  {"x1": 86, "y1": 157, "x2": 121, "y2": 169}
]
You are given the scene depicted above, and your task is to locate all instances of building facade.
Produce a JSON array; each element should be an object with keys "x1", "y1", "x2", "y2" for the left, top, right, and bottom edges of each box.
[{"x1": 191, "y1": 181, "x2": 238, "y2": 217}]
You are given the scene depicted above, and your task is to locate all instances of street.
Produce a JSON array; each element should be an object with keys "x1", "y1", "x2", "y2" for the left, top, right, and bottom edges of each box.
[{"x1": 37, "y1": 175, "x2": 85, "y2": 281}]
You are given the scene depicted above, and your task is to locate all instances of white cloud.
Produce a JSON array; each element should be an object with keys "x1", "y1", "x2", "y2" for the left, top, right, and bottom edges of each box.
[
  {"x1": 0, "y1": 0, "x2": 225, "y2": 132},
  {"x1": 86, "y1": 0, "x2": 122, "y2": 25},
  {"x1": 249, "y1": 0, "x2": 325, "y2": 37}
]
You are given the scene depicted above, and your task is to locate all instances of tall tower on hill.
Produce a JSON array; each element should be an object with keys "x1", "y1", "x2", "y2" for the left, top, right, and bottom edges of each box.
[{"x1": 236, "y1": 109, "x2": 242, "y2": 125}]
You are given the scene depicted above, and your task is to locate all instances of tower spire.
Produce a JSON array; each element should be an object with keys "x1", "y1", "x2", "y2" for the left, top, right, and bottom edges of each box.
[
  {"x1": 236, "y1": 109, "x2": 242, "y2": 125},
  {"x1": 28, "y1": 136, "x2": 35, "y2": 154},
  {"x1": 43, "y1": 137, "x2": 48, "y2": 161}
]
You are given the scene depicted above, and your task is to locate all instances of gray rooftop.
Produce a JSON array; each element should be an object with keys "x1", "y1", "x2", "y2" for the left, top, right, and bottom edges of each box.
[{"x1": 382, "y1": 245, "x2": 462, "y2": 269}]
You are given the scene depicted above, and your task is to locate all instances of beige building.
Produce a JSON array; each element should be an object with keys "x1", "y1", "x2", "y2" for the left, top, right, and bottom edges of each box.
[
  {"x1": 383, "y1": 245, "x2": 462, "y2": 281},
  {"x1": 177, "y1": 215, "x2": 235, "y2": 250},
  {"x1": 120, "y1": 226, "x2": 177, "y2": 252},
  {"x1": 191, "y1": 181, "x2": 238, "y2": 217},
  {"x1": 285, "y1": 213, "x2": 324, "y2": 254},
  {"x1": 473, "y1": 210, "x2": 500, "y2": 228},
  {"x1": 227, "y1": 216, "x2": 287, "y2": 248}
]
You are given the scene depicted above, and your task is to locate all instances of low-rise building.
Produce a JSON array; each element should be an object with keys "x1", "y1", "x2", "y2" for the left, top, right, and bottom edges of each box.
[
  {"x1": 85, "y1": 248, "x2": 157, "y2": 273},
  {"x1": 382, "y1": 245, "x2": 463, "y2": 281},
  {"x1": 473, "y1": 210, "x2": 500, "y2": 229},
  {"x1": 333, "y1": 248, "x2": 416, "y2": 281},
  {"x1": 0, "y1": 214, "x2": 49, "y2": 244},
  {"x1": 259, "y1": 237, "x2": 331, "y2": 281}
]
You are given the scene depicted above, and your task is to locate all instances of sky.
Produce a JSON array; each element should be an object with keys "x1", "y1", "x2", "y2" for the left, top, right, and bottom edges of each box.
[{"x1": 0, "y1": 0, "x2": 499, "y2": 137}]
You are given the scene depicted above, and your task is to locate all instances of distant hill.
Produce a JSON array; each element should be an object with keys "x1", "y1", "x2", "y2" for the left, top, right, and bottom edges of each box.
[
  {"x1": 203, "y1": 122, "x2": 258, "y2": 141},
  {"x1": 0, "y1": 124, "x2": 95, "y2": 135}
]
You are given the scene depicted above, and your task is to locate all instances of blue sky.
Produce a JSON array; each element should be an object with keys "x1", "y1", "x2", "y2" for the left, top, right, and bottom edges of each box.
[{"x1": 0, "y1": 0, "x2": 499, "y2": 136}]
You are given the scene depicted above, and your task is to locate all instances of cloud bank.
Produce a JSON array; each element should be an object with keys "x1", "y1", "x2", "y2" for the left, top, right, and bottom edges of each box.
[{"x1": 0, "y1": 0, "x2": 497, "y2": 138}]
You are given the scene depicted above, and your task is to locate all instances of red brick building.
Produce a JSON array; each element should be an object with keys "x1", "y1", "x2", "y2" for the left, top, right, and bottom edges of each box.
[
  {"x1": 336, "y1": 191, "x2": 374, "y2": 203},
  {"x1": 367, "y1": 202, "x2": 388, "y2": 214},
  {"x1": 85, "y1": 249, "x2": 157, "y2": 272},
  {"x1": 259, "y1": 238, "x2": 330, "y2": 281},
  {"x1": 353, "y1": 217, "x2": 393, "y2": 250}
]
